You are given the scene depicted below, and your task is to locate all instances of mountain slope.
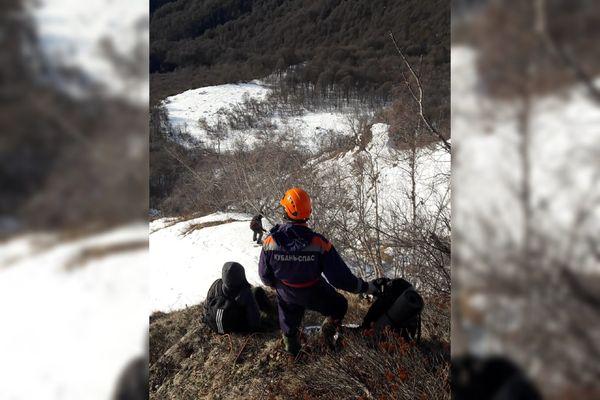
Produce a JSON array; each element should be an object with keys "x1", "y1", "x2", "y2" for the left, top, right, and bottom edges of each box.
[
  {"x1": 150, "y1": 292, "x2": 450, "y2": 399},
  {"x1": 150, "y1": 118, "x2": 450, "y2": 309}
]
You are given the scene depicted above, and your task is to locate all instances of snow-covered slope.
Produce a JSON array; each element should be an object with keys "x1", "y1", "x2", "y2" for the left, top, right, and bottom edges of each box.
[
  {"x1": 165, "y1": 81, "x2": 270, "y2": 131},
  {"x1": 156, "y1": 57, "x2": 451, "y2": 313},
  {"x1": 164, "y1": 80, "x2": 352, "y2": 151},
  {"x1": 0, "y1": 224, "x2": 148, "y2": 400},
  {"x1": 150, "y1": 212, "x2": 266, "y2": 312},
  {"x1": 30, "y1": 0, "x2": 148, "y2": 102},
  {"x1": 317, "y1": 123, "x2": 450, "y2": 223},
  {"x1": 149, "y1": 123, "x2": 451, "y2": 312}
]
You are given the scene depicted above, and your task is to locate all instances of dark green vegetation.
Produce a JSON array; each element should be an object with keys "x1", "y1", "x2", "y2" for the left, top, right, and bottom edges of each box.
[{"x1": 150, "y1": 0, "x2": 450, "y2": 111}]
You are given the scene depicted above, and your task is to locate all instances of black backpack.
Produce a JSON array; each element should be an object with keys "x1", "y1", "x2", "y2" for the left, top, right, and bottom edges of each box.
[
  {"x1": 361, "y1": 278, "x2": 424, "y2": 342},
  {"x1": 203, "y1": 279, "x2": 246, "y2": 334}
]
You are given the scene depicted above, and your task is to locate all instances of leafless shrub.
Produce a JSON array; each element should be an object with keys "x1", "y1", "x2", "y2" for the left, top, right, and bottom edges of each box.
[{"x1": 180, "y1": 218, "x2": 244, "y2": 237}]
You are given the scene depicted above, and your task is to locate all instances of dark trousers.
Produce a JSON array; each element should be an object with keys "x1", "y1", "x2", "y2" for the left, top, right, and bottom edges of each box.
[
  {"x1": 251, "y1": 287, "x2": 278, "y2": 329},
  {"x1": 276, "y1": 280, "x2": 348, "y2": 336},
  {"x1": 251, "y1": 287, "x2": 273, "y2": 314},
  {"x1": 252, "y1": 230, "x2": 263, "y2": 243}
]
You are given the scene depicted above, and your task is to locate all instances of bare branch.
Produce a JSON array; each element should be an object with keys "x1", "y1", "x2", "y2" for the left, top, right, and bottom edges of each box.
[
  {"x1": 534, "y1": 0, "x2": 600, "y2": 104},
  {"x1": 389, "y1": 31, "x2": 451, "y2": 153}
]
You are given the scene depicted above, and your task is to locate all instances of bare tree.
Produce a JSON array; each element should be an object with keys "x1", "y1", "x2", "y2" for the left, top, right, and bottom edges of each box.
[
  {"x1": 534, "y1": 0, "x2": 600, "y2": 104},
  {"x1": 389, "y1": 31, "x2": 451, "y2": 153},
  {"x1": 453, "y1": 1, "x2": 600, "y2": 394}
]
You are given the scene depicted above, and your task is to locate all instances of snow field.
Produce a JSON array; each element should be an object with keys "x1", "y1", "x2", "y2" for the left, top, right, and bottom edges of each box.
[
  {"x1": 0, "y1": 224, "x2": 148, "y2": 400},
  {"x1": 317, "y1": 122, "x2": 451, "y2": 224},
  {"x1": 165, "y1": 81, "x2": 270, "y2": 131},
  {"x1": 150, "y1": 213, "x2": 264, "y2": 312},
  {"x1": 452, "y1": 46, "x2": 600, "y2": 254},
  {"x1": 164, "y1": 80, "x2": 352, "y2": 151}
]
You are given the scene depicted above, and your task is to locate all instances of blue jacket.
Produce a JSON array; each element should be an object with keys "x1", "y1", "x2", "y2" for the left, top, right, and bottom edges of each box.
[{"x1": 258, "y1": 223, "x2": 367, "y2": 293}]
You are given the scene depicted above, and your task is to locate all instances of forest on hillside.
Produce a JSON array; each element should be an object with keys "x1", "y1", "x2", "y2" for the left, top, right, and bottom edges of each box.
[{"x1": 150, "y1": 0, "x2": 450, "y2": 117}]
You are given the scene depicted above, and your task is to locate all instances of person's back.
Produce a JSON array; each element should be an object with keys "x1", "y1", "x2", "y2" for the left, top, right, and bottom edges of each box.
[
  {"x1": 250, "y1": 215, "x2": 262, "y2": 230},
  {"x1": 259, "y1": 187, "x2": 380, "y2": 355},
  {"x1": 204, "y1": 262, "x2": 261, "y2": 333},
  {"x1": 261, "y1": 222, "x2": 365, "y2": 293},
  {"x1": 250, "y1": 214, "x2": 266, "y2": 244}
]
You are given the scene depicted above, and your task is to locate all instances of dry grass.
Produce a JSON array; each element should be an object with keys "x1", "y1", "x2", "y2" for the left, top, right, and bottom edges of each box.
[
  {"x1": 150, "y1": 216, "x2": 248, "y2": 236},
  {"x1": 149, "y1": 211, "x2": 213, "y2": 234},
  {"x1": 150, "y1": 291, "x2": 450, "y2": 400},
  {"x1": 63, "y1": 240, "x2": 148, "y2": 271},
  {"x1": 180, "y1": 219, "x2": 243, "y2": 237}
]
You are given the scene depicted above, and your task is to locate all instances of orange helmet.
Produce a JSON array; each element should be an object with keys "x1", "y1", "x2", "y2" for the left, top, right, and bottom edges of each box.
[{"x1": 280, "y1": 187, "x2": 312, "y2": 220}]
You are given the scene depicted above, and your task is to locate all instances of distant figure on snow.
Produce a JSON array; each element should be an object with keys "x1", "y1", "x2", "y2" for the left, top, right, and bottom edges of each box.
[
  {"x1": 259, "y1": 187, "x2": 381, "y2": 356},
  {"x1": 204, "y1": 262, "x2": 275, "y2": 334},
  {"x1": 250, "y1": 214, "x2": 266, "y2": 244}
]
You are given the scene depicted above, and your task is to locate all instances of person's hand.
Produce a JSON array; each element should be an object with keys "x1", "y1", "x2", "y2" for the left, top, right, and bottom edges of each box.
[
  {"x1": 366, "y1": 281, "x2": 380, "y2": 295},
  {"x1": 373, "y1": 277, "x2": 390, "y2": 289},
  {"x1": 366, "y1": 278, "x2": 390, "y2": 296}
]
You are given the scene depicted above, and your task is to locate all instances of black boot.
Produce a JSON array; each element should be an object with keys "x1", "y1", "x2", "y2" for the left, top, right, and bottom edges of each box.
[
  {"x1": 321, "y1": 317, "x2": 341, "y2": 351},
  {"x1": 282, "y1": 332, "x2": 301, "y2": 356}
]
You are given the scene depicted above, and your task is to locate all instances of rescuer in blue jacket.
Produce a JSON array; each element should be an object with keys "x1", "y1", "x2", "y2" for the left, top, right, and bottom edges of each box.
[{"x1": 259, "y1": 187, "x2": 379, "y2": 356}]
